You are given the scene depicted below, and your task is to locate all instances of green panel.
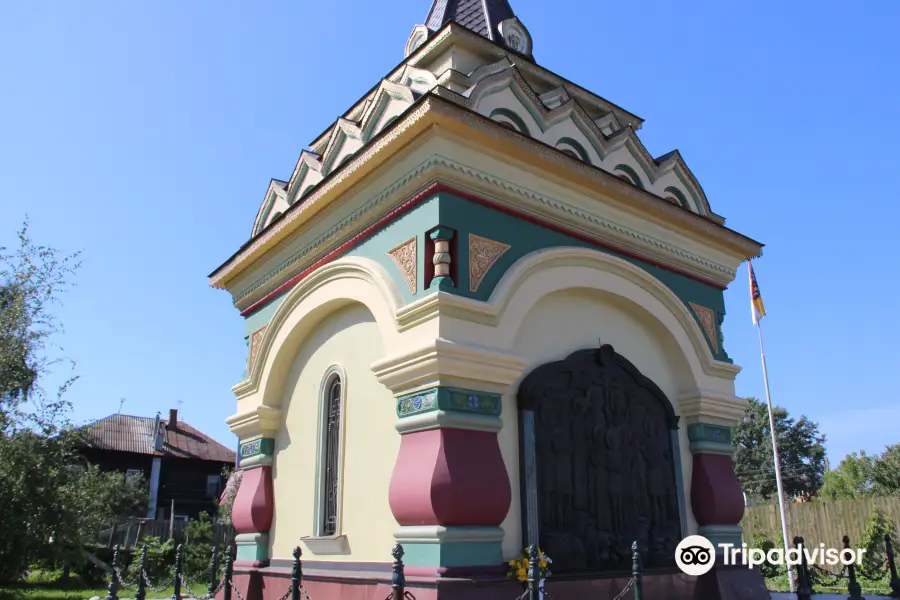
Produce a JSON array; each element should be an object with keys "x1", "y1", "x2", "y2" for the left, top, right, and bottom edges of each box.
[
  {"x1": 402, "y1": 540, "x2": 503, "y2": 568},
  {"x1": 687, "y1": 423, "x2": 732, "y2": 445},
  {"x1": 346, "y1": 194, "x2": 440, "y2": 303},
  {"x1": 236, "y1": 534, "x2": 269, "y2": 562},
  {"x1": 241, "y1": 196, "x2": 440, "y2": 334},
  {"x1": 436, "y1": 191, "x2": 732, "y2": 362},
  {"x1": 397, "y1": 387, "x2": 502, "y2": 418},
  {"x1": 239, "y1": 437, "x2": 275, "y2": 459},
  {"x1": 243, "y1": 294, "x2": 285, "y2": 338}
]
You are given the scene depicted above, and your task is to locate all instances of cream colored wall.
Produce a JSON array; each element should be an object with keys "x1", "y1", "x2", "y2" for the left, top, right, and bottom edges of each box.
[
  {"x1": 268, "y1": 303, "x2": 399, "y2": 562},
  {"x1": 495, "y1": 288, "x2": 699, "y2": 560}
]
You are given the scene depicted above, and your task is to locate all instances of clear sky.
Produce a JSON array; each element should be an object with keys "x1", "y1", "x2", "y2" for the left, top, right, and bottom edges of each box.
[{"x1": 2, "y1": 0, "x2": 898, "y2": 465}]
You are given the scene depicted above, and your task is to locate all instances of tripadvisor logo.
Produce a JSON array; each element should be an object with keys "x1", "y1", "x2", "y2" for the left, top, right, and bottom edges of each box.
[{"x1": 674, "y1": 535, "x2": 866, "y2": 576}]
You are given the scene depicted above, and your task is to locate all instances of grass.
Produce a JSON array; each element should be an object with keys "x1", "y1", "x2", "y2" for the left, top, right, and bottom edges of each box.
[
  {"x1": 0, "y1": 584, "x2": 176, "y2": 600},
  {"x1": 764, "y1": 570, "x2": 895, "y2": 595},
  {"x1": 0, "y1": 571, "x2": 178, "y2": 600}
]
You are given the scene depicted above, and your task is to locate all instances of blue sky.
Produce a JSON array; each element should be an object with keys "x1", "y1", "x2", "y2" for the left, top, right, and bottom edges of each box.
[{"x1": 1, "y1": 0, "x2": 898, "y2": 465}]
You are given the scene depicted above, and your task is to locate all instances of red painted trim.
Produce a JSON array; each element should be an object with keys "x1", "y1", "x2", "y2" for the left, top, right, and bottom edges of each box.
[{"x1": 240, "y1": 182, "x2": 726, "y2": 317}]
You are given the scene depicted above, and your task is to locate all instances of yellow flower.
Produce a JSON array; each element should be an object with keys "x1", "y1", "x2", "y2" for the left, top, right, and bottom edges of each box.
[
  {"x1": 508, "y1": 560, "x2": 516, "y2": 567},
  {"x1": 539, "y1": 559, "x2": 547, "y2": 568},
  {"x1": 516, "y1": 567, "x2": 527, "y2": 582}
]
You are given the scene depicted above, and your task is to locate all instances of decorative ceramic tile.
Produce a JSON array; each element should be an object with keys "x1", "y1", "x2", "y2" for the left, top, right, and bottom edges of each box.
[
  {"x1": 249, "y1": 325, "x2": 268, "y2": 374},
  {"x1": 388, "y1": 236, "x2": 417, "y2": 294},
  {"x1": 469, "y1": 234, "x2": 511, "y2": 292},
  {"x1": 689, "y1": 303, "x2": 718, "y2": 354}
]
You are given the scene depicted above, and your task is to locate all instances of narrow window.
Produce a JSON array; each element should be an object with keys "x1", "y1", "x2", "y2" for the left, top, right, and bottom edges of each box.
[
  {"x1": 206, "y1": 475, "x2": 221, "y2": 499},
  {"x1": 320, "y1": 374, "x2": 343, "y2": 536}
]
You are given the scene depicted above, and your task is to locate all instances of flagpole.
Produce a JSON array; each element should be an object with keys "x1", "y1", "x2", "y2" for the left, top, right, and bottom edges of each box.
[{"x1": 756, "y1": 319, "x2": 795, "y2": 592}]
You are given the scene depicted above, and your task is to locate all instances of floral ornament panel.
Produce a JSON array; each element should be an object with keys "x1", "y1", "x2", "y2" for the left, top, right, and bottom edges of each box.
[
  {"x1": 469, "y1": 234, "x2": 511, "y2": 292},
  {"x1": 387, "y1": 236, "x2": 417, "y2": 294},
  {"x1": 249, "y1": 325, "x2": 268, "y2": 375},
  {"x1": 689, "y1": 302, "x2": 718, "y2": 354}
]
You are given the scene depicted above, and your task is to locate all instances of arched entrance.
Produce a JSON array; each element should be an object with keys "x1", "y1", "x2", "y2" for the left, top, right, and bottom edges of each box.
[{"x1": 517, "y1": 343, "x2": 684, "y2": 574}]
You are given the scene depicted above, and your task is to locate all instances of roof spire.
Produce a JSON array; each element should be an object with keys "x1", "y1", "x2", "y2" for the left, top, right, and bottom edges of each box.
[{"x1": 407, "y1": 0, "x2": 533, "y2": 58}]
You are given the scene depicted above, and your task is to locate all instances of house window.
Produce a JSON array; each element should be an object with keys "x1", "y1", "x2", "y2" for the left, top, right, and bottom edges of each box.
[
  {"x1": 126, "y1": 469, "x2": 141, "y2": 483},
  {"x1": 206, "y1": 475, "x2": 221, "y2": 499},
  {"x1": 318, "y1": 370, "x2": 344, "y2": 537}
]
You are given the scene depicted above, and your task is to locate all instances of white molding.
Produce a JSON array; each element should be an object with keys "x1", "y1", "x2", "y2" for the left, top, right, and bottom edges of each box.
[
  {"x1": 300, "y1": 535, "x2": 350, "y2": 555},
  {"x1": 678, "y1": 389, "x2": 748, "y2": 426},
  {"x1": 233, "y1": 257, "x2": 402, "y2": 403},
  {"x1": 394, "y1": 525, "x2": 505, "y2": 543},
  {"x1": 395, "y1": 410, "x2": 503, "y2": 434},
  {"x1": 225, "y1": 405, "x2": 283, "y2": 439},
  {"x1": 371, "y1": 337, "x2": 529, "y2": 397}
]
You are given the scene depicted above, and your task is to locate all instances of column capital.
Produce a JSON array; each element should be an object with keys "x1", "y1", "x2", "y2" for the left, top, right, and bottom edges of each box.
[
  {"x1": 678, "y1": 389, "x2": 747, "y2": 427},
  {"x1": 226, "y1": 404, "x2": 282, "y2": 440},
  {"x1": 371, "y1": 337, "x2": 528, "y2": 397}
]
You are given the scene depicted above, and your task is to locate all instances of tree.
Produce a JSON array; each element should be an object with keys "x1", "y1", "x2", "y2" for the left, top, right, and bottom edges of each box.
[
  {"x1": 872, "y1": 444, "x2": 900, "y2": 497},
  {"x1": 820, "y1": 451, "x2": 877, "y2": 500},
  {"x1": 733, "y1": 397, "x2": 827, "y2": 502}
]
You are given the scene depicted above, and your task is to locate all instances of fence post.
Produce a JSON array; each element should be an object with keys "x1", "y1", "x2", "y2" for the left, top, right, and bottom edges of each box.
[
  {"x1": 885, "y1": 534, "x2": 900, "y2": 598},
  {"x1": 391, "y1": 543, "x2": 406, "y2": 600},
  {"x1": 208, "y1": 544, "x2": 220, "y2": 597},
  {"x1": 794, "y1": 536, "x2": 812, "y2": 600},
  {"x1": 104, "y1": 544, "x2": 120, "y2": 600},
  {"x1": 223, "y1": 546, "x2": 234, "y2": 600},
  {"x1": 172, "y1": 543, "x2": 183, "y2": 600},
  {"x1": 632, "y1": 541, "x2": 642, "y2": 600},
  {"x1": 291, "y1": 546, "x2": 302, "y2": 600},
  {"x1": 844, "y1": 536, "x2": 861, "y2": 600}
]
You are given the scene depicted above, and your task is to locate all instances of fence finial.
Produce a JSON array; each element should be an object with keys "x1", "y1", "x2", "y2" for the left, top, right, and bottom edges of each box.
[
  {"x1": 291, "y1": 546, "x2": 303, "y2": 600},
  {"x1": 844, "y1": 535, "x2": 862, "y2": 600},
  {"x1": 104, "y1": 544, "x2": 120, "y2": 600},
  {"x1": 391, "y1": 543, "x2": 406, "y2": 600},
  {"x1": 793, "y1": 536, "x2": 812, "y2": 600}
]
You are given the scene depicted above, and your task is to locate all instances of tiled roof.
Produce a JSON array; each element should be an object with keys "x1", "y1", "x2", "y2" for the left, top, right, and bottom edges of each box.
[
  {"x1": 425, "y1": 0, "x2": 516, "y2": 41},
  {"x1": 80, "y1": 414, "x2": 236, "y2": 463}
]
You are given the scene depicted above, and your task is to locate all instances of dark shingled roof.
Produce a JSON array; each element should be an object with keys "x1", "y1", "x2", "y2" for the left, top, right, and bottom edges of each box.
[
  {"x1": 80, "y1": 414, "x2": 236, "y2": 463},
  {"x1": 425, "y1": 0, "x2": 516, "y2": 41}
]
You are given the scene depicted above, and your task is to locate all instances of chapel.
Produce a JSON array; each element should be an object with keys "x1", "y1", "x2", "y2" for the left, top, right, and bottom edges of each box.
[{"x1": 209, "y1": 1, "x2": 767, "y2": 598}]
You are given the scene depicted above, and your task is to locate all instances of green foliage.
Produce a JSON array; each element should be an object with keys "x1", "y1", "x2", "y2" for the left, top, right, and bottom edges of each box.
[
  {"x1": 857, "y1": 507, "x2": 896, "y2": 580},
  {"x1": 0, "y1": 223, "x2": 144, "y2": 584},
  {"x1": 750, "y1": 532, "x2": 783, "y2": 579},
  {"x1": 820, "y1": 451, "x2": 877, "y2": 500},
  {"x1": 733, "y1": 397, "x2": 827, "y2": 502},
  {"x1": 182, "y1": 513, "x2": 216, "y2": 582},
  {"x1": 125, "y1": 537, "x2": 176, "y2": 586},
  {"x1": 872, "y1": 444, "x2": 900, "y2": 497},
  {"x1": 215, "y1": 466, "x2": 239, "y2": 531},
  {"x1": 818, "y1": 445, "x2": 900, "y2": 500}
]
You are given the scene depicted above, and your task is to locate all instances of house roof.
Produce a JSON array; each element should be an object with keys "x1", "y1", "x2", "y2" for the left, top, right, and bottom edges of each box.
[
  {"x1": 425, "y1": 0, "x2": 516, "y2": 41},
  {"x1": 79, "y1": 414, "x2": 236, "y2": 463}
]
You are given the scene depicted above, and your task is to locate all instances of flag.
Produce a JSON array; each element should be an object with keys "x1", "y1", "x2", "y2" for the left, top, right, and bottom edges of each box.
[{"x1": 749, "y1": 261, "x2": 766, "y2": 324}]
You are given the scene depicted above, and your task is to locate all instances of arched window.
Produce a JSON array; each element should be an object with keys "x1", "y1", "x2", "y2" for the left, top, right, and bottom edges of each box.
[{"x1": 317, "y1": 370, "x2": 344, "y2": 537}]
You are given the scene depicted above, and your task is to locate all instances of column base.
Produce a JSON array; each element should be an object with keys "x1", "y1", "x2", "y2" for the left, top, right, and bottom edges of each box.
[
  {"x1": 235, "y1": 532, "x2": 269, "y2": 566},
  {"x1": 699, "y1": 524, "x2": 744, "y2": 548},
  {"x1": 395, "y1": 526, "x2": 504, "y2": 568}
]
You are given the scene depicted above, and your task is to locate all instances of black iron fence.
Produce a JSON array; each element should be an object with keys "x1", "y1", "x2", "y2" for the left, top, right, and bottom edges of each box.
[
  {"x1": 787, "y1": 533, "x2": 900, "y2": 600},
  {"x1": 101, "y1": 540, "x2": 649, "y2": 600}
]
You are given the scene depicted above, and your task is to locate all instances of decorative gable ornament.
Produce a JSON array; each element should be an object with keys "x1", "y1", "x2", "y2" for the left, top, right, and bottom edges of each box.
[
  {"x1": 405, "y1": 24, "x2": 431, "y2": 57},
  {"x1": 498, "y1": 17, "x2": 532, "y2": 57}
]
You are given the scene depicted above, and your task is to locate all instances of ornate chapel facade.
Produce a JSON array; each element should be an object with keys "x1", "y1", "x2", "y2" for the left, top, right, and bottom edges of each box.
[{"x1": 210, "y1": 1, "x2": 767, "y2": 598}]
